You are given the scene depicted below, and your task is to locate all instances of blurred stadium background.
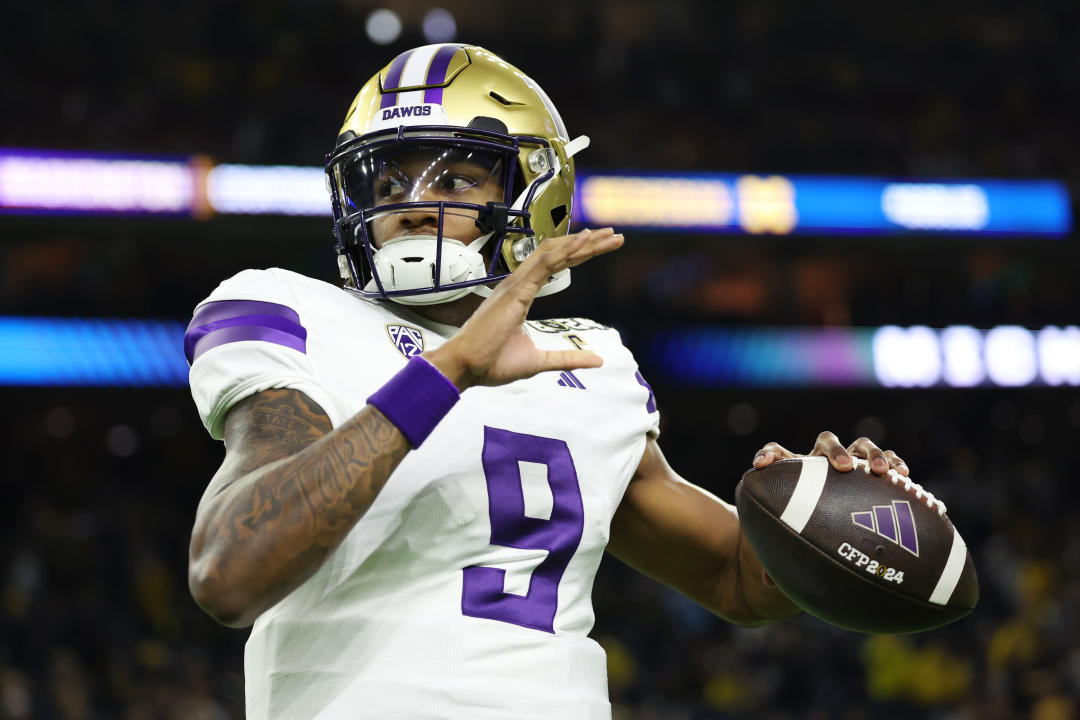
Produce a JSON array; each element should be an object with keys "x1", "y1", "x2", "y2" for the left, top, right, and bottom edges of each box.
[{"x1": 2, "y1": 2, "x2": 1079, "y2": 718}]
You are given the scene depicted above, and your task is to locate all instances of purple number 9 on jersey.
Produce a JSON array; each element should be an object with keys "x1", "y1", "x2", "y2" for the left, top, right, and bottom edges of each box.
[{"x1": 461, "y1": 427, "x2": 585, "y2": 633}]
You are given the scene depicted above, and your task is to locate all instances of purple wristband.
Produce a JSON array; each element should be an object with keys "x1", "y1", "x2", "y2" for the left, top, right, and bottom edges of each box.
[{"x1": 367, "y1": 355, "x2": 461, "y2": 447}]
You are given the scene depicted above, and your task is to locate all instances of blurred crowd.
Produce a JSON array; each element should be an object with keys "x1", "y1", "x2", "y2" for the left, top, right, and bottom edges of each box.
[
  {"x1": 600, "y1": 388, "x2": 1080, "y2": 719},
  {"x1": 2, "y1": 1, "x2": 1077, "y2": 328},
  {"x1": 1, "y1": 392, "x2": 241, "y2": 719},
  {"x1": 5, "y1": 224, "x2": 1076, "y2": 331},
  {"x1": 2, "y1": 1, "x2": 1078, "y2": 182},
  {"x1": 2, "y1": 388, "x2": 1079, "y2": 719},
  {"x1": 2, "y1": 0, "x2": 1078, "y2": 718}
]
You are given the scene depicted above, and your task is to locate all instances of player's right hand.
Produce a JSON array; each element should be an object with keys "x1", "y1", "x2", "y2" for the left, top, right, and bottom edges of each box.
[
  {"x1": 423, "y1": 227, "x2": 624, "y2": 389},
  {"x1": 751, "y1": 431, "x2": 910, "y2": 476}
]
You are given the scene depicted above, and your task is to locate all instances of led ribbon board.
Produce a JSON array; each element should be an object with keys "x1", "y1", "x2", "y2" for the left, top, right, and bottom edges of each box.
[
  {"x1": 574, "y1": 173, "x2": 1071, "y2": 236},
  {"x1": 1, "y1": 149, "x2": 1071, "y2": 235},
  {"x1": 0, "y1": 148, "x2": 196, "y2": 215},
  {"x1": 1, "y1": 317, "x2": 1076, "y2": 389},
  {"x1": 650, "y1": 325, "x2": 1080, "y2": 388},
  {"x1": 0, "y1": 317, "x2": 188, "y2": 386}
]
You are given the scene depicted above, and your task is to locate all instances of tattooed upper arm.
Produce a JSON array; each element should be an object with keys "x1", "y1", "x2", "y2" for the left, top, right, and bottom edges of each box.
[
  {"x1": 189, "y1": 386, "x2": 408, "y2": 625},
  {"x1": 209, "y1": 389, "x2": 334, "y2": 498}
]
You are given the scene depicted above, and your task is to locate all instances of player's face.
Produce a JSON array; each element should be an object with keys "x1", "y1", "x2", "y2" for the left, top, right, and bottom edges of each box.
[{"x1": 368, "y1": 148, "x2": 504, "y2": 247}]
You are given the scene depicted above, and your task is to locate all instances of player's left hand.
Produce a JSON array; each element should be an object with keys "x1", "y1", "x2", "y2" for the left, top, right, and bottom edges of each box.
[
  {"x1": 424, "y1": 227, "x2": 624, "y2": 390},
  {"x1": 751, "y1": 431, "x2": 910, "y2": 476}
]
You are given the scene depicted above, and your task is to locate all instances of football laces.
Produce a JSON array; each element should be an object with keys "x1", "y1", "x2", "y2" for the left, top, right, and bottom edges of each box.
[{"x1": 852, "y1": 457, "x2": 947, "y2": 516}]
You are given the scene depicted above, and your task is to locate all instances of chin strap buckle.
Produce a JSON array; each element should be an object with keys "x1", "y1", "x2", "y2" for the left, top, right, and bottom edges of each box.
[{"x1": 475, "y1": 201, "x2": 509, "y2": 235}]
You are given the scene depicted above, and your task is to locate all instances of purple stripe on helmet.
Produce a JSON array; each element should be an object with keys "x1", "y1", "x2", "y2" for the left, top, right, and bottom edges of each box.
[
  {"x1": 874, "y1": 505, "x2": 898, "y2": 543},
  {"x1": 185, "y1": 323, "x2": 307, "y2": 364},
  {"x1": 380, "y1": 50, "x2": 413, "y2": 109},
  {"x1": 893, "y1": 501, "x2": 919, "y2": 555},
  {"x1": 422, "y1": 44, "x2": 460, "y2": 104},
  {"x1": 190, "y1": 299, "x2": 300, "y2": 329}
]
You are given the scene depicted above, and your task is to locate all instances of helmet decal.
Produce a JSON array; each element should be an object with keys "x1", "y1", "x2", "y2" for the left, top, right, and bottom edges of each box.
[
  {"x1": 379, "y1": 50, "x2": 410, "y2": 107},
  {"x1": 380, "y1": 44, "x2": 467, "y2": 110},
  {"x1": 419, "y1": 45, "x2": 463, "y2": 105}
]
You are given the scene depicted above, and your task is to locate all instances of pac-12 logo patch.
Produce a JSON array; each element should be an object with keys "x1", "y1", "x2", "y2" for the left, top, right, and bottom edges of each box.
[{"x1": 386, "y1": 324, "x2": 424, "y2": 358}]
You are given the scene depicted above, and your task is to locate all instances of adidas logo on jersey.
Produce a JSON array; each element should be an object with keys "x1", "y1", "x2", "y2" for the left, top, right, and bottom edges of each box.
[{"x1": 556, "y1": 371, "x2": 585, "y2": 389}]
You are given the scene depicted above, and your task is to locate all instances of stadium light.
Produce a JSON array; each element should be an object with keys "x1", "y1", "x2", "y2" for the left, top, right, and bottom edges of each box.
[
  {"x1": 422, "y1": 9, "x2": 456, "y2": 43},
  {"x1": 365, "y1": 9, "x2": 402, "y2": 45}
]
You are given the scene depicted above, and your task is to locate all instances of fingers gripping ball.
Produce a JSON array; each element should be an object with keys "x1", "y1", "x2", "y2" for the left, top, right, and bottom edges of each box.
[{"x1": 735, "y1": 457, "x2": 978, "y2": 633}]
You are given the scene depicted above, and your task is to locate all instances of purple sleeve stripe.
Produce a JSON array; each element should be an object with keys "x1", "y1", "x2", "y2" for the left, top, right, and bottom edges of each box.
[
  {"x1": 185, "y1": 312, "x2": 307, "y2": 361},
  {"x1": 422, "y1": 45, "x2": 460, "y2": 104},
  {"x1": 635, "y1": 371, "x2": 658, "y2": 413},
  {"x1": 380, "y1": 49, "x2": 412, "y2": 108},
  {"x1": 185, "y1": 322, "x2": 307, "y2": 364},
  {"x1": 190, "y1": 299, "x2": 300, "y2": 329}
]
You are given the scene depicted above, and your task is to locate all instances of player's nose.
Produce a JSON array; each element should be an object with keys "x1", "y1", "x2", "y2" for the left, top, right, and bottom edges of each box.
[{"x1": 395, "y1": 206, "x2": 440, "y2": 237}]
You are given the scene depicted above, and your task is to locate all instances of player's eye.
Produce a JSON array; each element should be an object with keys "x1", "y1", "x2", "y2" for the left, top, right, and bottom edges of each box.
[
  {"x1": 437, "y1": 174, "x2": 478, "y2": 194},
  {"x1": 376, "y1": 175, "x2": 409, "y2": 201}
]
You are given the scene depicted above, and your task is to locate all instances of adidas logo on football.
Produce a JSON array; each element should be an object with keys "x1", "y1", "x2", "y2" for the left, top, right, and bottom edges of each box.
[{"x1": 852, "y1": 501, "x2": 919, "y2": 556}]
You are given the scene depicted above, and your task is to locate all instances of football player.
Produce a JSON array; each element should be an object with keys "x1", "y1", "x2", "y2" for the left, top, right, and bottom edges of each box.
[{"x1": 185, "y1": 44, "x2": 908, "y2": 719}]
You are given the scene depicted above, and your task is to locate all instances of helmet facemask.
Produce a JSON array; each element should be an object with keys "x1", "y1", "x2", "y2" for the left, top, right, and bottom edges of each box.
[{"x1": 327, "y1": 125, "x2": 557, "y2": 306}]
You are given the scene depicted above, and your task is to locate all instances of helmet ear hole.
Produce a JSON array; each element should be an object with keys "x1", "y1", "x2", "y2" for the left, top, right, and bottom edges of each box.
[
  {"x1": 549, "y1": 204, "x2": 567, "y2": 228},
  {"x1": 468, "y1": 116, "x2": 509, "y2": 134}
]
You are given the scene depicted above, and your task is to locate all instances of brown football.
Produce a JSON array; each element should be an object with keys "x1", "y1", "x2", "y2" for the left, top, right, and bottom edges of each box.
[{"x1": 735, "y1": 456, "x2": 978, "y2": 633}]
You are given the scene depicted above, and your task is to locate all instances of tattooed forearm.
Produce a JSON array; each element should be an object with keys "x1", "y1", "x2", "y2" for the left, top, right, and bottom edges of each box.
[
  {"x1": 286, "y1": 409, "x2": 404, "y2": 535},
  {"x1": 189, "y1": 389, "x2": 411, "y2": 626}
]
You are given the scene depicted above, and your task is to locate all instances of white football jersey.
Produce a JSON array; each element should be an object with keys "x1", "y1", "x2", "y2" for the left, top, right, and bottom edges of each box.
[{"x1": 187, "y1": 268, "x2": 660, "y2": 719}]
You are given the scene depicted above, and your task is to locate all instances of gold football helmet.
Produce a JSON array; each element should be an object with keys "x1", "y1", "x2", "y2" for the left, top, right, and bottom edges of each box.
[{"x1": 325, "y1": 44, "x2": 589, "y2": 305}]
